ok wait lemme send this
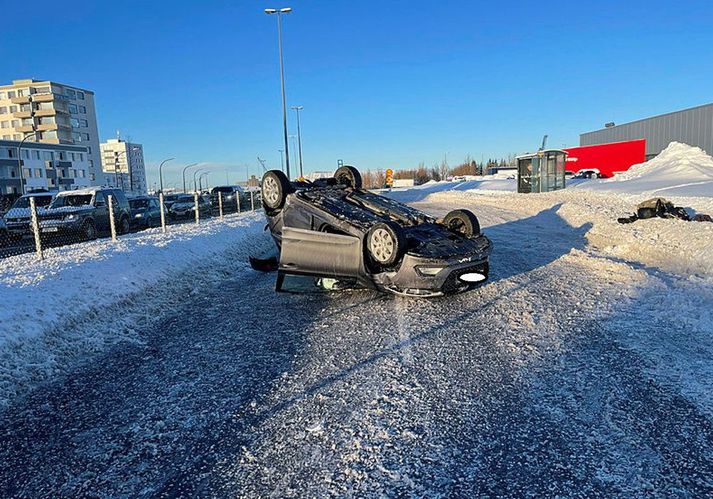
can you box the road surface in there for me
[1,195,711,497]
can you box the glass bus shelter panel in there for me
[517,158,533,193]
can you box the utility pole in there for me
[265,7,293,179]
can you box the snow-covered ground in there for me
[0,212,268,408]
[0,145,712,495]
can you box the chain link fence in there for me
[0,189,262,261]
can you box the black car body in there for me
[168,194,212,220]
[261,167,492,297]
[3,192,54,239]
[210,186,244,212]
[128,196,164,229]
[38,188,132,240]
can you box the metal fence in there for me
[0,190,261,261]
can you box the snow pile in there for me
[576,142,713,197]
[0,212,271,408]
[387,176,515,202]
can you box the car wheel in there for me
[442,209,481,237]
[82,221,97,241]
[119,216,130,235]
[262,170,292,212]
[334,165,363,189]
[366,221,405,268]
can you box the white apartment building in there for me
[0,79,102,185]
[0,139,91,194]
[100,139,147,195]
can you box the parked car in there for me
[162,193,182,210]
[39,188,131,240]
[0,217,7,246]
[3,192,55,240]
[128,196,164,230]
[168,194,212,220]
[260,166,492,297]
[210,186,244,212]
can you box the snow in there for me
[0,212,269,408]
[574,141,713,197]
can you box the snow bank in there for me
[575,142,713,197]
[0,212,271,408]
[387,177,516,202]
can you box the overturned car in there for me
[258,166,492,297]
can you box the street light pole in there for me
[193,168,206,192]
[17,131,39,195]
[278,149,284,172]
[158,157,175,193]
[182,163,198,193]
[265,7,292,179]
[199,172,209,192]
[291,105,304,178]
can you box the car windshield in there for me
[12,196,53,209]
[50,194,93,208]
[176,195,194,203]
[129,199,150,209]
[164,194,180,202]
[212,187,234,194]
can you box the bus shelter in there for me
[517,149,567,193]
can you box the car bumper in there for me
[36,219,83,235]
[372,238,492,297]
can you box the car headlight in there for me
[65,214,76,221]
[415,266,445,277]
[134,213,143,218]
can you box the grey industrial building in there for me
[580,102,713,160]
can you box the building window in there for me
[7,91,16,98]
[1,135,10,140]
[87,146,91,154]
[90,172,95,181]
[66,89,76,99]
[80,119,88,127]
[0,121,7,129]
[78,105,86,113]
[77,92,85,100]
[88,159,94,167]
[43,151,53,161]
[22,149,30,159]
[32,150,40,160]
[11,120,19,127]
[70,117,80,127]
[68,103,78,114]
[23,168,31,178]
[8,149,14,158]
[83,133,90,140]
[78,152,84,161]
[0,107,6,114]
[58,152,66,160]
[9,106,17,113]
[34,168,43,177]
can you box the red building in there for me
[563,139,646,178]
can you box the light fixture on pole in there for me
[265,7,292,179]
[158,157,175,193]
[182,163,199,193]
[193,168,206,192]
[291,105,304,178]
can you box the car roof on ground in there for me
[22,192,54,197]
[55,187,104,197]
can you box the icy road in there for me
[1,191,712,497]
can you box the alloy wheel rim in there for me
[263,177,280,206]
[370,228,394,263]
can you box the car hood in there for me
[41,206,94,219]
[4,207,50,219]
[171,202,194,210]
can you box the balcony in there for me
[36,123,58,132]
[10,95,30,104]
[34,108,56,117]
[12,110,33,119]
[32,93,55,103]
[17,124,36,133]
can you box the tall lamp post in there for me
[113,146,141,193]
[17,131,40,195]
[265,7,292,179]
[158,157,175,193]
[198,172,210,192]
[278,149,285,172]
[193,168,206,192]
[291,105,304,178]
[181,162,198,193]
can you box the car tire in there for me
[119,216,130,235]
[334,165,362,189]
[442,209,481,237]
[82,221,97,241]
[366,221,405,268]
[262,170,292,212]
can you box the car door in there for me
[93,192,109,230]
[279,227,363,279]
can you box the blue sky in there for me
[2,0,713,187]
